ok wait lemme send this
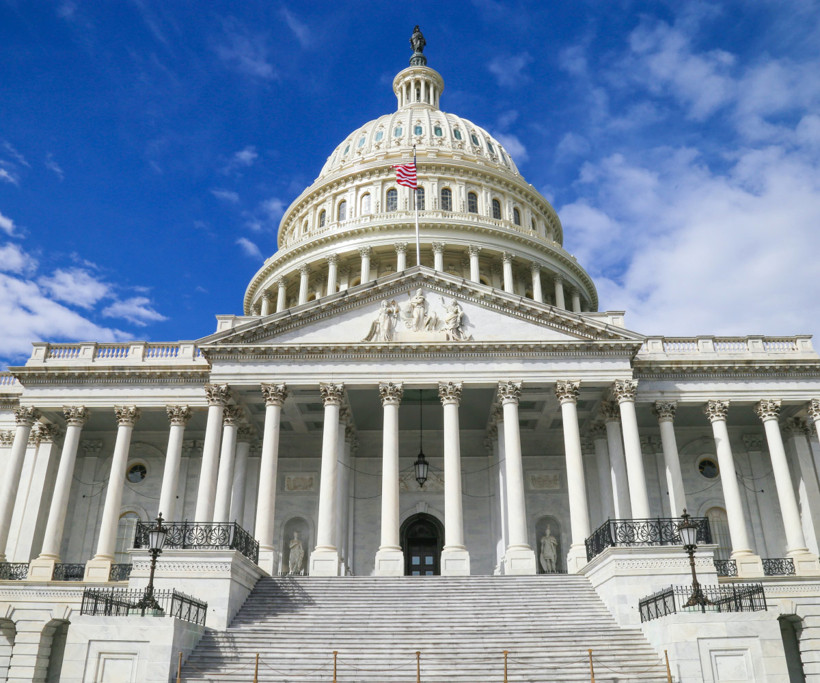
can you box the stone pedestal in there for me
[26,556,57,582]
[789,551,820,577]
[257,547,278,576]
[83,557,113,583]
[732,550,765,579]
[503,547,536,575]
[441,547,470,576]
[566,544,589,574]
[309,548,341,577]
[374,548,404,576]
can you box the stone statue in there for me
[363,299,400,342]
[410,25,426,55]
[405,289,437,331]
[539,526,559,573]
[443,299,471,341]
[288,531,305,575]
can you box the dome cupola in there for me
[393,27,444,110]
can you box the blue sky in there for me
[2,1,820,367]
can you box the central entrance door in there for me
[401,513,443,576]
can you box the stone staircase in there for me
[180,575,668,682]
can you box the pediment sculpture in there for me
[363,289,473,343]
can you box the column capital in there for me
[553,273,563,283]
[497,381,522,405]
[704,399,730,423]
[205,383,231,407]
[753,399,781,422]
[640,434,661,455]
[326,254,339,266]
[14,406,41,426]
[501,251,514,264]
[588,423,607,439]
[320,382,345,406]
[555,380,580,405]
[223,405,243,426]
[782,417,811,437]
[358,246,372,258]
[742,433,764,450]
[612,379,638,403]
[114,406,140,427]
[600,400,620,422]
[394,242,408,254]
[808,398,820,421]
[34,423,61,443]
[0,430,13,447]
[261,383,288,407]
[166,405,192,426]
[298,263,311,275]
[62,405,89,426]
[468,245,482,256]
[237,424,256,443]
[275,277,286,289]
[438,381,463,405]
[261,291,272,303]
[530,262,541,274]
[182,439,200,457]
[652,401,677,422]
[82,439,103,456]
[378,381,404,406]
[431,241,445,254]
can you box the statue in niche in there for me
[363,299,400,342]
[410,25,426,54]
[443,299,471,341]
[288,531,305,575]
[539,525,559,573]
[405,289,438,331]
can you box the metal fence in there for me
[0,562,28,580]
[53,563,85,581]
[714,559,738,577]
[134,521,259,564]
[109,563,132,582]
[80,587,207,626]
[585,517,712,561]
[763,558,795,576]
[639,583,767,623]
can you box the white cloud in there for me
[216,21,276,80]
[280,7,311,48]
[488,53,532,88]
[38,268,110,309]
[211,188,240,203]
[0,243,37,275]
[45,153,64,180]
[555,133,590,160]
[222,146,258,174]
[260,197,285,222]
[3,142,28,168]
[493,132,528,164]
[0,211,16,236]
[0,168,18,185]
[102,297,167,326]
[236,237,262,258]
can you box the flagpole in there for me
[413,145,420,266]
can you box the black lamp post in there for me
[679,509,712,611]
[135,513,168,614]
[414,391,428,487]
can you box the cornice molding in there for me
[10,368,211,386]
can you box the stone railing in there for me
[0,373,22,388]
[638,336,816,359]
[26,342,207,366]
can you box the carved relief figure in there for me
[288,531,305,575]
[363,299,400,342]
[406,289,438,331]
[539,525,559,573]
[443,300,471,341]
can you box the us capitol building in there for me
[2,28,820,683]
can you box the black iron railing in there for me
[0,562,28,580]
[763,558,795,576]
[80,587,207,626]
[714,559,738,577]
[585,517,712,561]
[109,563,133,582]
[639,583,767,622]
[134,521,259,564]
[53,563,85,581]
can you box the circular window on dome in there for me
[374,130,384,142]
[126,463,147,483]
[453,128,462,140]
[434,125,443,137]
[414,124,423,135]
[698,458,719,479]
[394,127,403,137]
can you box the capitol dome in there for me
[244,33,597,318]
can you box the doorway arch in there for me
[401,513,444,576]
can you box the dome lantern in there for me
[393,26,444,110]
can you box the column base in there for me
[27,556,57,581]
[83,557,113,582]
[257,546,278,576]
[788,551,820,576]
[566,544,589,574]
[374,548,405,576]
[309,548,340,576]
[503,546,536,575]
[731,551,764,578]
[441,547,470,576]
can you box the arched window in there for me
[415,187,425,210]
[531,217,536,231]
[386,188,398,212]
[492,198,501,219]
[468,192,478,214]
[302,219,308,234]
[361,193,371,215]
[337,200,347,222]
[513,207,521,225]
[318,210,326,228]
[440,188,452,211]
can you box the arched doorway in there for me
[401,514,443,576]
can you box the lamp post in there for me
[135,513,168,614]
[414,391,428,487]
[678,509,712,611]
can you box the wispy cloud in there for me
[0,243,37,275]
[0,167,19,186]
[38,267,110,309]
[222,145,258,174]
[0,211,17,236]
[45,153,65,180]
[215,19,276,80]
[102,296,167,326]
[280,7,312,48]
[211,188,241,203]
[493,133,528,164]
[488,53,532,88]
[236,236,262,258]
[3,142,29,168]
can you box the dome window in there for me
[492,198,501,219]
[361,193,371,215]
[440,188,452,211]
[513,207,521,226]
[394,127,403,137]
[357,136,366,148]
[468,192,478,214]
[434,125,443,137]
[487,141,495,154]
[470,133,480,146]
[319,210,326,228]
[415,187,425,210]
[414,125,423,136]
[531,217,536,231]
[453,128,462,140]
[375,130,384,142]
[343,144,350,155]
[386,188,398,212]
[337,200,347,222]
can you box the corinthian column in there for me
[589,423,614,523]
[326,254,339,295]
[530,264,543,303]
[395,242,408,272]
[213,406,243,524]
[432,242,445,271]
[498,381,536,574]
[0,407,40,562]
[613,380,650,518]
[276,278,287,312]
[601,400,631,519]
[158,405,192,522]
[310,382,344,576]
[783,417,820,557]
[652,401,687,517]
[501,252,514,293]
[468,245,481,282]
[298,265,310,305]
[704,400,763,578]
[375,382,404,575]
[194,384,230,522]
[439,381,470,575]
[85,406,140,581]
[256,383,287,574]
[556,381,589,572]
[359,247,372,284]
[553,275,565,309]
[28,407,87,578]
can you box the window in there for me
[453,128,462,140]
[468,192,478,214]
[386,188,397,212]
[440,188,452,211]
[434,125,443,137]
[361,193,371,215]
[531,217,536,231]
[415,187,425,210]
[302,219,308,234]
[394,127,403,137]
[318,210,326,228]
[699,458,719,479]
[492,198,501,219]
[337,200,347,221]
[487,141,495,154]
[127,463,146,483]
[343,144,350,155]
[471,133,480,146]
[513,207,521,225]
[414,125,423,135]
[357,136,366,148]
[375,130,384,142]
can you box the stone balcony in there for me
[23,341,208,368]
[637,335,817,360]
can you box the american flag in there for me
[393,161,417,189]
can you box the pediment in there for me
[199,268,644,350]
